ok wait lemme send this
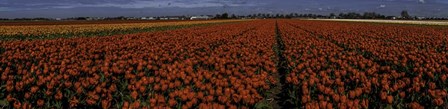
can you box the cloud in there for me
[0,7,14,11]
[0,0,261,11]
[419,0,425,3]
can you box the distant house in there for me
[168,16,181,20]
[386,16,396,20]
[160,16,186,20]
[416,17,425,20]
[141,17,156,20]
[190,15,212,20]
[160,17,169,20]
[126,17,137,20]
[92,17,105,20]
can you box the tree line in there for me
[216,11,446,20]
[1,10,447,21]
[213,10,447,20]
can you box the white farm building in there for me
[190,15,212,20]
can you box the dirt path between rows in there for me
[257,21,294,109]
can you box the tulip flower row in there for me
[2,19,444,109]
[279,20,448,108]
[0,20,278,108]
[0,20,245,40]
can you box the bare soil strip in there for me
[259,21,294,109]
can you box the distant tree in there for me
[311,14,317,18]
[363,12,376,19]
[231,14,237,19]
[221,13,229,19]
[345,12,362,19]
[14,18,27,20]
[280,14,285,18]
[215,14,221,19]
[75,17,88,20]
[401,10,411,19]
[338,13,344,18]
[362,12,387,19]
[380,15,386,19]
[115,16,125,20]
[329,13,336,18]
[289,13,294,18]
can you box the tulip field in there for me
[0,19,447,108]
[280,20,448,108]
[0,20,243,40]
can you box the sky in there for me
[0,0,447,18]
